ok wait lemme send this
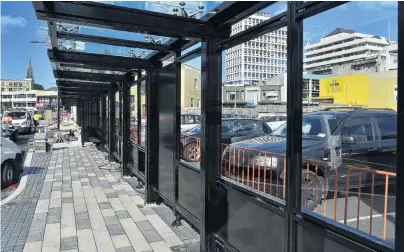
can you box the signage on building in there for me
[328,79,343,93]
[36,103,44,108]
[311,98,334,104]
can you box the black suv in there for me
[224,108,397,209]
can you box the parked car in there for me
[181,113,200,133]
[4,109,34,134]
[260,115,287,131]
[1,137,24,188]
[224,109,397,210]
[181,118,272,162]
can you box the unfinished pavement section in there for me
[1,145,199,252]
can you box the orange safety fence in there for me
[177,139,396,240]
[219,144,396,240]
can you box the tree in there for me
[32,83,44,90]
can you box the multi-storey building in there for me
[304,28,394,76]
[225,12,287,86]
[0,58,34,92]
[222,73,325,107]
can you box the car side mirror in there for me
[341,136,356,144]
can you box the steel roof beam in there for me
[59,63,134,72]
[205,2,275,26]
[57,32,172,52]
[49,50,154,70]
[56,80,112,89]
[295,1,348,20]
[33,1,230,40]
[54,70,128,83]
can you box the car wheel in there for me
[301,170,324,211]
[183,141,200,163]
[1,161,14,189]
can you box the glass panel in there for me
[229,2,287,37]
[220,27,288,205]
[301,1,397,245]
[97,1,222,20]
[140,81,147,146]
[180,56,201,167]
[130,85,138,143]
[57,39,156,58]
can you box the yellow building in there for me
[318,70,397,110]
[181,64,201,108]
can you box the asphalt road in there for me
[15,131,35,153]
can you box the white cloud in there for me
[1,15,27,28]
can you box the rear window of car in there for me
[375,116,397,140]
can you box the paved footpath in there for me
[1,145,199,252]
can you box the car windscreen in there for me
[271,117,326,139]
[7,112,26,119]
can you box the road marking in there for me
[339,212,396,223]
[0,151,32,206]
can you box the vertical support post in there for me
[101,94,106,146]
[122,81,130,176]
[200,38,222,251]
[137,72,142,146]
[81,100,85,147]
[57,88,60,130]
[285,2,303,252]
[109,88,115,160]
[395,2,404,251]
[173,51,181,220]
[146,70,159,203]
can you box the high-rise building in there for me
[225,12,288,86]
[304,28,394,75]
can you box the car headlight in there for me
[253,156,278,168]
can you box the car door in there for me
[373,115,397,173]
[340,116,378,185]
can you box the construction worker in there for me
[33,111,42,127]
[2,112,12,126]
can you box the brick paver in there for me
[2,145,199,252]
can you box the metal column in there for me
[122,81,130,176]
[101,94,106,146]
[57,88,60,130]
[200,38,222,251]
[137,72,142,148]
[285,2,303,252]
[81,100,85,146]
[109,89,116,160]
[395,2,404,251]
[145,70,159,203]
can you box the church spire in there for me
[26,57,33,79]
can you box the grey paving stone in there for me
[106,224,125,236]
[126,191,142,197]
[139,207,156,216]
[25,230,45,243]
[135,220,154,231]
[81,181,90,186]
[75,217,91,230]
[116,247,136,252]
[62,197,74,204]
[60,236,78,251]
[99,202,112,210]
[104,216,120,225]
[141,229,163,243]
[115,190,126,195]
[106,192,118,199]
[115,210,131,219]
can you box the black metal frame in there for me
[34,1,403,251]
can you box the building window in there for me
[191,98,194,107]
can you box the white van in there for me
[5,109,34,134]
[1,137,23,188]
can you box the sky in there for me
[0,1,399,89]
